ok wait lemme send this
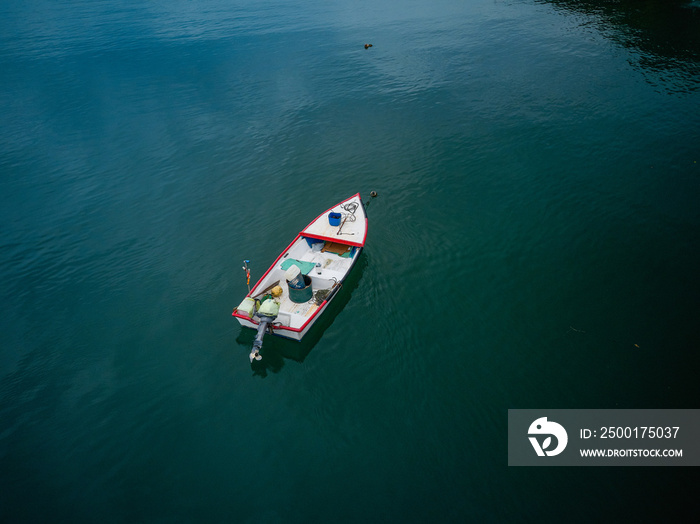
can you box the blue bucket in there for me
[328,212,341,226]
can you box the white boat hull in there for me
[233,194,367,343]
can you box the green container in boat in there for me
[288,275,313,303]
[236,297,256,318]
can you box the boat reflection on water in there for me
[235,253,368,377]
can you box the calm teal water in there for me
[2,0,699,522]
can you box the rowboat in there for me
[233,193,372,361]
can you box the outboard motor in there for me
[250,298,280,362]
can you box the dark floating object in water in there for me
[364,43,373,49]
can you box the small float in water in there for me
[233,193,375,362]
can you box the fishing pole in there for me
[242,259,251,293]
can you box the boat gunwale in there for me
[232,193,366,338]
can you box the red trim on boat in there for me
[301,193,367,248]
[302,233,365,248]
[232,298,330,334]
